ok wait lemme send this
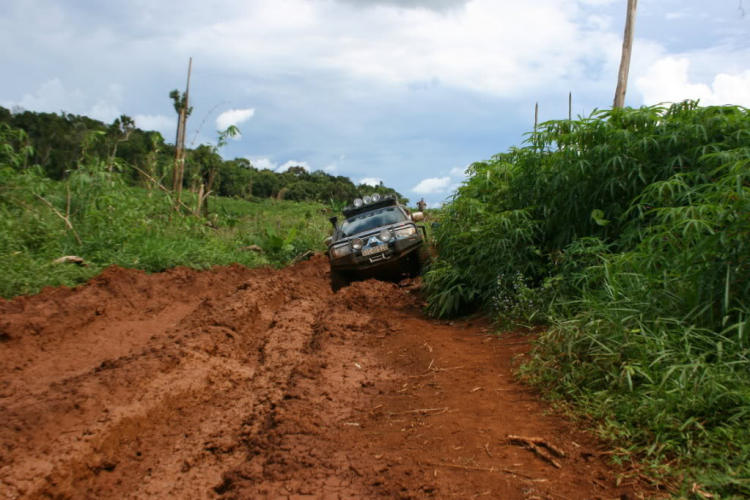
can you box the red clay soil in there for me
[0,256,652,500]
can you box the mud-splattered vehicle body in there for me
[327,194,425,291]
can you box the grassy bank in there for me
[0,125,330,299]
[423,102,750,498]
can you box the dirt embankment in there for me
[0,256,650,499]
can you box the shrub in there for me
[424,102,750,497]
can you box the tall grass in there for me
[424,102,750,497]
[0,123,330,298]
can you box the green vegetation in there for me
[424,102,750,497]
[0,105,406,204]
[0,122,334,298]
[0,100,411,299]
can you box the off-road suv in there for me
[326,194,426,291]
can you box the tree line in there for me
[0,106,406,206]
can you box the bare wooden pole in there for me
[613,0,638,108]
[172,108,184,192]
[174,57,192,209]
[568,92,572,120]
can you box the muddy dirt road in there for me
[1,256,648,499]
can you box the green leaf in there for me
[591,209,610,226]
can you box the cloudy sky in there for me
[1,0,748,206]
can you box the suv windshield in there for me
[341,207,406,237]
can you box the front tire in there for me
[406,253,422,278]
[330,269,350,292]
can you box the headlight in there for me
[372,193,381,202]
[394,226,416,237]
[353,198,363,207]
[331,244,351,258]
[363,195,372,204]
[351,238,364,250]
[378,229,393,242]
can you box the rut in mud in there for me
[0,256,651,499]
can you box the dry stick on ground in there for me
[507,435,566,457]
[508,435,564,469]
[389,407,448,415]
[406,366,465,379]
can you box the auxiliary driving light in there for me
[394,226,416,237]
[378,229,393,242]
[331,244,351,258]
[353,198,363,207]
[363,195,372,204]
[372,193,381,202]
[352,238,364,250]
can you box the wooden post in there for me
[533,101,539,152]
[172,108,184,192]
[174,58,192,208]
[613,0,638,108]
[568,92,572,120]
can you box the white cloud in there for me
[576,0,618,5]
[0,78,82,113]
[636,57,750,107]
[359,177,383,186]
[664,9,707,21]
[323,163,338,172]
[251,157,277,170]
[665,11,688,20]
[450,165,469,177]
[177,0,625,99]
[1,79,129,125]
[216,108,255,130]
[134,114,174,138]
[586,14,611,30]
[412,176,450,194]
[0,78,113,119]
[88,101,121,123]
[429,201,443,209]
[276,160,311,172]
[336,0,469,12]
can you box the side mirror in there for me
[324,236,332,246]
[411,211,425,222]
[329,216,338,229]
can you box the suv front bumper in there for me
[329,234,422,272]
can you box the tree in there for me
[107,115,135,170]
[194,125,239,216]
[252,169,281,198]
[218,158,255,198]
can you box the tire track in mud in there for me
[0,256,652,500]
[1,260,333,499]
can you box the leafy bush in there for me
[0,124,331,298]
[424,102,750,497]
